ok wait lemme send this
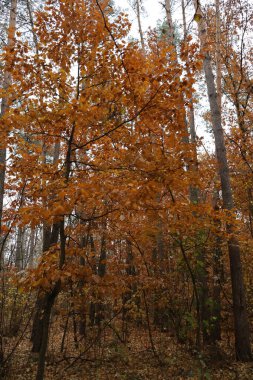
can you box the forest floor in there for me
[3,325,253,380]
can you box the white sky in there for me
[115,0,164,36]
[115,1,195,41]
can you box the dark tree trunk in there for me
[31,294,48,352]
[35,220,65,380]
[35,287,59,380]
[78,232,89,337]
[31,223,60,352]
[95,233,106,325]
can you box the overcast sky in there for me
[115,0,165,36]
[114,0,192,39]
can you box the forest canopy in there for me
[0,0,253,379]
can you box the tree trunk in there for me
[32,139,62,350]
[135,0,145,51]
[35,287,59,380]
[0,0,18,366]
[194,0,252,361]
[95,231,107,325]
[0,0,17,228]
[78,231,89,337]
[15,227,23,270]
[215,0,222,112]
[165,0,176,48]
[28,228,36,268]
[35,220,65,380]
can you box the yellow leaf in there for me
[194,13,202,22]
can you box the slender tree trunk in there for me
[0,0,17,228]
[165,0,175,48]
[208,0,223,343]
[0,0,17,253]
[26,0,38,52]
[135,0,145,51]
[78,230,89,337]
[215,0,222,113]
[28,228,36,268]
[95,230,107,325]
[122,240,137,340]
[194,0,252,361]
[15,227,23,270]
[0,0,18,366]
[89,235,97,326]
[212,195,223,341]
[181,0,199,201]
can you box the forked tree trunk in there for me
[194,0,252,361]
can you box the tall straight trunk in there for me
[181,0,196,143]
[215,0,222,112]
[0,0,18,366]
[194,0,252,361]
[165,0,175,48]
[0,0,17,254]
[135,0,145,51]
[207,0,223,344]
[212,193,222,341]
[181,0,198,200]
